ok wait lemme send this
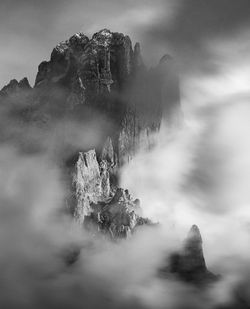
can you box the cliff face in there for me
[0,29,180,165]
[0,29,219,288]
[33,28,166,165]
[71,148,152,236]
[0,29,181,233]
[35,29,135,94]
[73,150,111,224]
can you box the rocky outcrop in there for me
[72,147,152,236]
[0,29,181,165]
[0,29,182,231]
[72,149,112,224]
[84,188,153,239]
[0,78,31,98]
[33,29,180,164]
[34,29,135,100]
[160,225,219,285]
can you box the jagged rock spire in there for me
[160,225,219,285]
[134,42,144,68]
[181,225,207,274]
[72,149,111,224]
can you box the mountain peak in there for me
[186,224,203,243]
[0,77,31,97]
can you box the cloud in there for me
[145,0,250,75]
[120,91,250,308]
[0,144,198,309]
[1,1,250,307]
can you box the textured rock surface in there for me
[0,29,181,165]
[84,188,153,239]
[33,29,168,165]
[72,148,152,237]
[0,29,181,233]
[160,225,219,285]
[0,78,31,98]
[73,149,111,224]
[34,29,135,105]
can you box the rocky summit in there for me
[0,28,181,165]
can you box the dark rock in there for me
[133,42,144,69]
[160,225,219,285]
[0,77,31,98]
[179,225,207,274]
[62,244,81,266]
[158,54,182,124]
[0,29,181,166]
[32,29,181,164]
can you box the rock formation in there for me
[0,29,220,291]
[71,147,152,236]
[160,225,219,285]
[0,29,181,165]
[84,188,153,239]
[72,149,111,224]
[0,78,31,98]
[0,29,181,235]
[33,28,167,165]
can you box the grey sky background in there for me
[0,0,250,88]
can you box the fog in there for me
[0,145,197,309]
[1,0,250,308]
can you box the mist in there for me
[1,1,250,308]
[0,144,198,309]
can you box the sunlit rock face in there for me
[72,148,152,236]
[72,149,111,224]
[160,225,219,285]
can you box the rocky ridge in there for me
[0,78,31,98]
[0,29,181,165]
